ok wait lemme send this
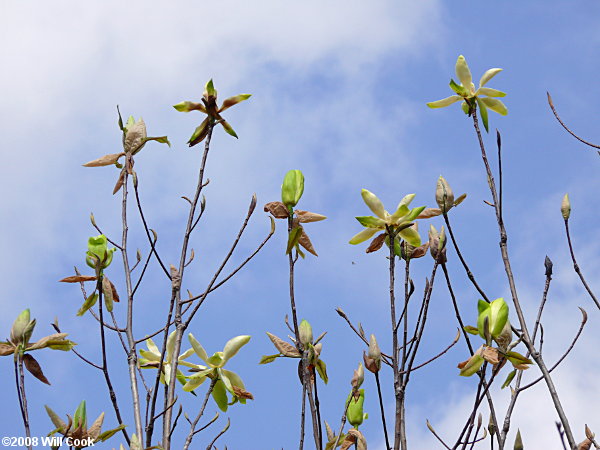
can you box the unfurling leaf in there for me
[502,370,517,389]
[77,292,99,316]
[266,332,300,357]
[286,227,303,254]
[514,429,523,450]
[298,228,318,256]
[264,201,289,219]
[366,233,386,253]
[83,153,126,167]
[315,358,328,384]
[59,275,97,283]
[295,210,327,223]
[259,354,280,364]
[416,208,442,219]
[23,354,50,385]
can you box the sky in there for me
[1,1,600,449]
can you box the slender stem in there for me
[299,380,307,450]
[332,396,352,449]
[471,111,576,448]
[98,282,130,443]
[162,123,215,449]
[120,164,144,442]
[564,219,600,309]
[388,229,402,450]
[182,379,216,450]
[375,372,391,450]
[15,356,32,450]
[443,214,490,303]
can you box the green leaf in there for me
[77,292,98,316]
[205,79,216,97]
[404,205,426,222]
[427,95,462,109]
[173,101,207,113]
[259,354,280,364]
[361,189,386,219]
[219,94,252,112]
[219,119,238,138]
[349,228,378,245]
[455,55,473,92]
[188,333,209,364]
[212,379,228,412]
[459,353,484,377]
[222,335,251,362]
[477,87,506,98]
[477,97,489,133]
[398,227,421,247]
[286,227,303,254]
[182,369,212,392]
[97,424,127,442]
[355,216,385,228]
[481,97,508,116]
[73,400,87,429]
[142,136,171,148]
[207,352,224,367]
[479,68,502,87]
[463,326,479,335]
[315,359,328,384]
[449,79,469,96]
[501,370,517,389]
[188,118,209,147]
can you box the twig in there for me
[98,283,130,444]
[206,418,230,450]
[374,372,391,450]
[183,379,216,450]
[14,356,32,449]
[520,307,588,391]
[399,329,460,375]
[332,396,353,449]
[547,92,600,150]
[471,110,576,448]
[564,219,600,309]
[426,420,452,450]
[442,214,490,303]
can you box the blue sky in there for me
[1,1,599,448]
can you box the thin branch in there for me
[206,417,230,450]
[398,329,460,375]
[133,181,172,280]
[14,356,32,449]
[183,379,216,450]
[471,110,576,448]
[375,372,391,450]
[426,420,452,450]
[564,219,600,309]
[520,307,588,391]
[443,214,490,303]
[98,283,130,444]
[547,92,600,150]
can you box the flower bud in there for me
[351,363,364,389]
[477,298,509,341]
[363,334,381,373]
[10,309,32,345]
[299,319,313,346]
[281,170,305,208]
[561,193,571,220]
[86,235,116,270]
[346,389,366,428]
[124,118,147,154]
[436,176,454,213]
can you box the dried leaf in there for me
[102,277,114,312]
[264,201,289,219]
[59,275,97,283]
[454,193,467,206]
[410,242,430,259]
[325,421,335,442]
[416,208,442,219]
[112,169,126,195]
[45,405,67,431]
[298,228,318,256]
[266,332,300,357]
[23,354,50,385]
[482,346,500,365]
[87,412,105,440]
[585,424,595,440]
[578,439,593,450]
[83,153,126,167]
[295,210,327,223]
[0,342,15,356]
[366,233,386,253]
[232,386,254,400]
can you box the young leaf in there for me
[23,354,50,385]
[77,292,99,316]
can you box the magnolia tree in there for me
[4,56,599,450]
